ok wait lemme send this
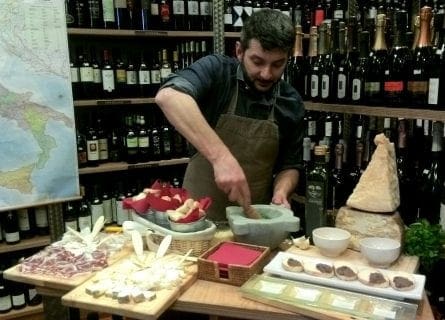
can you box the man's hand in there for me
[271,192,291,208]
[212,152,251,209]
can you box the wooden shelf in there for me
[0,236,51,254]
[305,101,445,121]
[78,157,190,175]
[67,28,214,38]
[1,304,43,320]
[74,97,156,107]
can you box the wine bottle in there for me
[101,49,116,98]
[347,141,364,194]
[305,145,328,237]
[115,0,130,29]
[70,53,81,99]
[91,48,103,98]
[138,115,151,162]
[86,0,103,28]
[25,284,42,307]
[313,0,325,27]
[419,121,444,224]
[140,0,150,30]
[127,0,140,29]
[396,119,416,226]
[0,267,12,314]
[10,281,25,310]
[114,52,128,98]
[79,50,95,99]
[96,118,109,163]
[407,6,433,107]
[102,0,116,28]
[34,206,49,235]
[224,0,233,32]
[336,19,354,103]
[150,52,162,96]
[383,10,411,107]
[86,126,100,167]
[17,209,34,239]
[311,24,325,102]
[3,211,20,245]
[78,186,92,231]
[138,52,151,97]
[64,202,79,232]
[101,188,113,225]
[350,31,370,104]
[364,13,387,105]
[74,0,88,27]
[287,25,307,99]
[125,54,138,97]
[90,184,104,227]
[160,49,172,83]
[173,0,186,30]
[231,0,243,32]
[115,184,129,226]
[329,143,347,224]
[150,0,161,29]
[150,115,162,160]
[320,20,336,102]
[428,13,445,108]
[200,0,212,30]
[298,136,312,195]
[440,181,445,230]
[76,130,88,168]
[307,26,318,101]
[125,116,139,164]
[161,119,173,159]
[187,0,200,30]
[159,0,172,29]
[109,128,123,162]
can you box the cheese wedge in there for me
[346,133,400,213]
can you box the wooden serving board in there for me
[286,245,419,273]
[3,244,132,292]
[61,253,198,320]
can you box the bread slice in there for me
[333,261,358,281]
[358,268,389,288]
[304,260,334,278]
[282,256,304,273]
[389,272,416,291]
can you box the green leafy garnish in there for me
[404,219,445,272]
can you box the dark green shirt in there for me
[161,54,305,173]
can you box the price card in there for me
[330,294,358,311]
[293,287,321,302]
[258,281,287,295]
[373,306,397,319]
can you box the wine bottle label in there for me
[337,74,346,99]
[160,3,171,23]
[115,0,126,8]
[173,0,185,14]
[93,68,102,84]
[281,10,290,17]
[232,6,243,27]
[356,125,363,139]
[244,6,253,17]
[35,209,48,227]
[151,3,159,15]
[70,67,80,83]
[138,136,149,148]
[78,215,92,231]
[293,9,302,25]
[17,210,30,231]
[90,204,104,226]
[12,293,25,307]
[188,0,199,15]
[80,67,94,82]
[116,200,129,225]
[64,220,78,232]
[314,9,324,26]
[224,13,232,25]
[333,10,343,19]
[440,203,445,231]
[321,75,330,98]
[161,67,172,80]
[384,81,403,93]
[305,181,327,233]
[151,70,161,84]
[98,138,109,160]
[102,199,113,224]
[0,294,12,311]
[310,74,318,98]
[5,231,20,243]
[428,78,440,105]
[111,198,117,222]
[325,122,332,137]
[139,70,151,84]
[200,1,211,15]
[308,121,316,136]
[126,70,138,85]
[407,80,428,94]
[87,140,100,160]
[28,288,37,301]
[364,81,380,95]
[102,69,115,92]
[102,0,115,22]
[115,69,126,83]
[352,78,361,101]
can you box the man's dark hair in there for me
[240,8,295,54]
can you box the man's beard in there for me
[240,62,277,94]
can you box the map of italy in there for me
[0,0,79,209]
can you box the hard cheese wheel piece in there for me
[346,133,400,212]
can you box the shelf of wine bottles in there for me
[0,237,51,255]
[1,304,43,320]
[68,28,214,37]
[74,97,156,107]
[305,101,445,122]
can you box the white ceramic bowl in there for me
[168,217,207,233]
[359,237,401,268]
[312,227,351,257]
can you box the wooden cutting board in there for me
[3,244,132,292]
[61,253,197,320]
[286,245,419,273]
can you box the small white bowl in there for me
[312,227,351,257]
[360,237,401,268]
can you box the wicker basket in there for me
[131,211,216,257]
[197,241,270,286]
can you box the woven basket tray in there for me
[197,241,270,286]
[131,211,217,257]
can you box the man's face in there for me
[236,39,288,92]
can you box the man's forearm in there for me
[273,168,299,199]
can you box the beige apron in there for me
[183,78,280,221]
